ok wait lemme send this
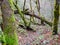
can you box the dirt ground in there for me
[17,25,60,45]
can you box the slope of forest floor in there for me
[17,25,60,45]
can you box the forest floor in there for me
[17,25,60,45]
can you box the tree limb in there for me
[23,11,52,26]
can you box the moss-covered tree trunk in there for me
[1,0,18,45]
[53,0,59,35]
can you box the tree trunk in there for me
[53,0,59,35]
[36,0,44,25]
[1,0,18,45]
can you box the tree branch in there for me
[23,11,52,26]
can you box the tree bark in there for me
[53,0,59,35]
[1,0,18,45]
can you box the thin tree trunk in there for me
[1,0,18,45]
[23,0,26,11]
[53,0,59,35]
[36,0,44,25]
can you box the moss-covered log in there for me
[1,0,18,45]
[53,0,59,35]
[23,11,52,26]
[14,10,52,26]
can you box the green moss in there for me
[9,14,15,23]
[4,24,18,45]
[1,0,18,45]
[14,2,28,27]
[1,34,6,45]
[53,0,59,35]
[3,14,18,45]
[4,31,18,45]
[8,0,16,10]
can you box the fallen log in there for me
[13,2,52,27]
[23,11,52,26]
[14,10,52,26]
